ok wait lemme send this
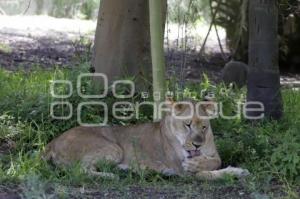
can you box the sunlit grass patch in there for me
[0,43,12,54]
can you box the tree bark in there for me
[36,0,44,15]
[247,0,283,120]
[93,0,167,91]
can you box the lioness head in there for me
[165,98,216,158]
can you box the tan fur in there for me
[43,100,248,179]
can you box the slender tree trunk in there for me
[0,7,6,15]
[149,0,166,103]
[247,0,283,120]
[93,0,167,91]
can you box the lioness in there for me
[43,99,249,179]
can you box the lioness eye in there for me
[202,126,207,131]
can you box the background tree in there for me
[93,0,167,90]
[36,0,45,15]
[247,0,283,120]
[215,0,300,72]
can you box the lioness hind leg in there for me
[82,145,123,179]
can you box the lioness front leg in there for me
[182,156,249,180]
[182,155,221,174]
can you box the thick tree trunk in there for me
[93,0,167,90]
[93,0,151,89]
[247,0,283,120]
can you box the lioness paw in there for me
[182,159,200,173]
[225,166,250,177]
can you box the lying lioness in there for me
[43,99,249,179]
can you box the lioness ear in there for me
[164,97,175,112]
[201,96,217,117]
[164,98,185,114]
[165,97,175,105]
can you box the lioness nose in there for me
[192,143,201,149]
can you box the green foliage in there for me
[80,0,100,20]
[50,0,100,19]
[167,0,210,24]
[0,67,299,197]
[271,130,300,180]
[0,0,100,19]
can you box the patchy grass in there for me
[0,43,12,54]
[0,67,299,198]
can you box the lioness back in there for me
[43,121,185,175]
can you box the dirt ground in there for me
[0,182,261,199]
[1,180,293,199]
[0,29,93,71]
[0,16,230,85]
[61,184,252,199]
[0,27,224,86]
[1,16,299,86]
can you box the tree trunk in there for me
[149,0,167,103]
[36,0,44,15]
[93,0,167,90]
[0,7,6,15]
[247,0,283,120]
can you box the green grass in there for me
[0,43,12,54]
[0,67,299,198]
